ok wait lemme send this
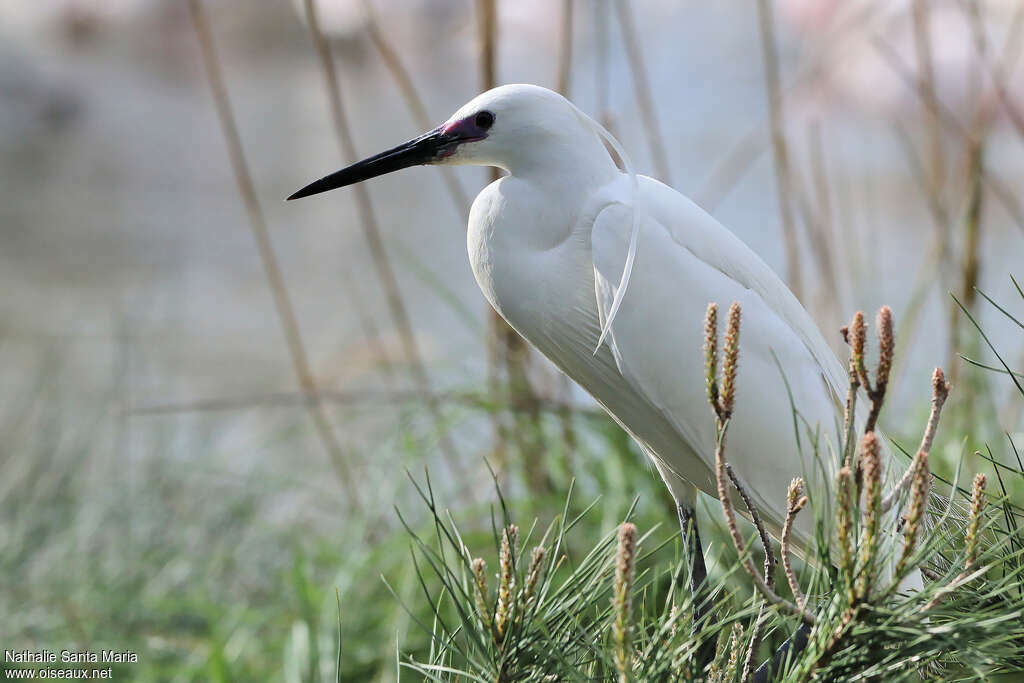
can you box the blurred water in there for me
[1,0,1022,496]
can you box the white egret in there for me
[289,83,904,600]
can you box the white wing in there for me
[590,175,846,544]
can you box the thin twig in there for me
[705,303,814,625]
[715,425,813,624]
[187,0,358,504]
[872,37,1024,234]
[965,0,1024,139]
[301,0,462,474]
[729,461,778,683]
[948,109,988,390]
[910,0,947,215]
[127,389,605,419]
[840,356,860,469]
[361,0,471,223]
[882,368,949,513]
[756,0,803,300]
[782,478,808,613]
[726,464,776,584]
[613,0,671,183]
[556,0,574,97]
[803,123,845,318]
[475,0,544,484]
[855,433,882,602]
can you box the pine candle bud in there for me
[704,302,719,409]
[965,474,987,570]
[850,311,867,385]
[836,466,855,601]
[875,306,894,390]
[522,546,546,606]
[896,451,930,578]
[613,523,638,678]
[495,525,518,640]
[856,433,882,601]
[720,303,742,418]
[471,557,491,631]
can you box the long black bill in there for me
[287,127,458,201]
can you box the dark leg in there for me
[676,504,708,605]
[677,504,716,671]
[752,622,812,682]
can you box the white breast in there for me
[467,175,711,496]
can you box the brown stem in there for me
[187,0,358,503]
[556,0,574,97]
[613,0,671,184]
[882,368,949,513]
[782,481,808,613]
[756,0,802,300]
[301,0,463,477]
[362,0,471,223]
[715,424,814,625]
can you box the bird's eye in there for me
[475,110,495,130]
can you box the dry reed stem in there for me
[131,388,606,420]
[476,0,541,476]
[965,0,1024,139]
[693,4,885,211]
[361,0,471,222]
[301,0,463,475]
[802,123,844,315]
[912,0,958,347]
[613,522,637,681]
[556,0,574,97]
[613,0,671,184]
[756,0,803,300]
[478,0,506,471]
[872,37,1024,234]
[782,478,808,613]
[910,0,948,212]
[338,268,395,377]
[187,0,358,503]
[949,113,988,389]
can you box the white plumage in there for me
[290,83,914,578]
[462,84,847,549]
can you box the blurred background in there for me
[2,0,1023,680]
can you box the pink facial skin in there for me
[438,116,489,157]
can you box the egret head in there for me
[288,84,609,200]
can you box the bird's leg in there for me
[752,622,812,682]
[676,502,718,673]
[676,503,708,606]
